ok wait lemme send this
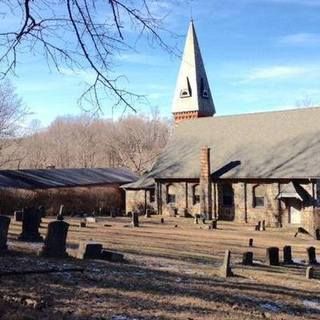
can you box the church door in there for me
[289,199,302,224]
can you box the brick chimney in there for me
[200,146,212,220]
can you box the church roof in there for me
[125,107,320,188]
[172,21,215,116]
[0,167,138,189]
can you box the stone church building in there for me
[124,21,320,238]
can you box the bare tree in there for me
[0,0,177,113]
[0,80,28,167]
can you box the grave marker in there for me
[220,250,233,278]
[132,211,139,227]
[18,207,43,242]
[41,220,69,258]
[306,246,317,264]
[0,216,10,252]
[266,247,279,266]
[242,252,253,265]
[283,246,293,264]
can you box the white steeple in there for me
[172,21,215,122]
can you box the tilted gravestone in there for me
[266,247,279,266]
[0,216,10,252]
[283,245,293,264]
[306,246,317,264]
[78,242,103,259]
[57,204,64,221]
[132,211,139,227]
[40,220,69,258]
[220,250,233,278]
[242,251,253,266]
[18,207,43,242]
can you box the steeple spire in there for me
[172,21,215,123]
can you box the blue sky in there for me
[3,0,320,126]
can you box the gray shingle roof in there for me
[0,168,138,189]
[126,107,320,189]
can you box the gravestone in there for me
[211,220,217,229]
[79,220,86,228]
[14,210,24,222]
[18,207,43,242]
[160,218,164,224]
[194,214,200,224]
[306,246,317,264]
[261,220,266,231]
[249,238,253,247]
[220,250,233,278]
[86,217,96,223]
[255,221,261,231]
[266,247,279,266]
[242,251,253,265]
[132,211,139,227]
[306,266,314,279]
[78,242,103,259]
[40,220,69,258]
[283,245,293,264]
[315,229,320,240]
[0,216,10,252]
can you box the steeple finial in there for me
[172,21,216,123]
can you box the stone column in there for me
[200,146,212,220]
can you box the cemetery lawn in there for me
[1,216,320,320]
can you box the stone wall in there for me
[125,189,156,214]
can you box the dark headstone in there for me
[220,250,233,278]
[315,229,320,240]
[306,246,317,264]
[211,220,217,229]
[132,211,139,227]
[14,210,24,222]
[101,250,124,262]
[242,251,253,265]
[80,220,86,228]
[266,247,279,266]
[249,238,253,247]
[18,208,43,242]
[261,220,266,231]
[194,216,199,224]
[306,266,314,279]
[40,220,69,258]
[283,245,293,264]
[78,242,103,259]
[0,216,10,252]
[255,221,261,231]
[160,218,164,224]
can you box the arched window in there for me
[192,184,200,205]
[253,185,265,208]
[222,183,234,207]
[166,184,176,204]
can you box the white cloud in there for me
[244,66,307,81]
[280,33,320,46]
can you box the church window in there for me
[253,185,265,208]
[166,184,176,204]
[180,77,192,98]
[222,183,234,207]
[192,184,200,205]
[200,78,209,99]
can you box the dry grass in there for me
[1,215,320,320]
